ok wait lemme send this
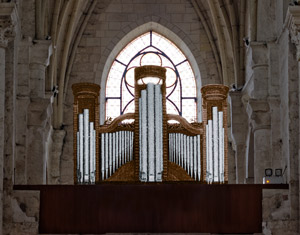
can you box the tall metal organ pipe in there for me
[139,83,163,182]
[76,109,96,184]
[206,106,224,183]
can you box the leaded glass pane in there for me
[182,99,197,122]
[177,61,196,97]
[106,99,120,120]
[105,31,197,122]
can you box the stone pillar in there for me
[29,40,51,98]
[286,6,300,227]
[26,40,52,185]
[0,3,17,235]
[27,98,52,184]
[15,38,31,185]
[228,91,248,184]
[246,99,271,184]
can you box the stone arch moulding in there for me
[97,21,204,124]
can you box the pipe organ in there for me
[169,133,201,181]
[139,83,163,182]
[77,109,96,183]
[73,66,229,184]
[205,107,224,183]
[100,131,133,180]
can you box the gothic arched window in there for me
[106,31,197,122]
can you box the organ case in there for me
[72,66,229,184]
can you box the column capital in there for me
[0,3,18,48]
[30,40,52,66]
[246,99,271,131]
[249,42,269,67]
[286,6,300,59]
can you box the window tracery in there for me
[106,31,197,122]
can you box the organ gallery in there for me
[0,0,298,234]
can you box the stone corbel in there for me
[249,41,268,67]
[286,6,300,60]
[229,91,248,145]
[30,40,52,66]
[0,3,18,48]
[27,98,52,128]
[246,99,271,132]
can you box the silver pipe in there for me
[197,134,201,181]
[79,114,84,183]
[140,90,147,181]
[83,109,89,183]
[109,133,112,176]
[213,107,219,182]
[101,133,104,180]
[176,133,179,165]
[105,133,109,179]
[122,131,125,165]
[159,92,163,175]
[208,120,213,183]
[77,131,80,182]
[188,136,190,174]
[183,135,187,171]
[112,132,116,173]
[92,129,96,182]
[219,111,224,182]
[89,122,94,183]
[147,83,155,182]
[173,134,175,163]
[190,136,193,177]
[130,131,133,161]
[193,136,197,180]
[125,131,130,162]
[180,134,183,168]
[155,84,162,181]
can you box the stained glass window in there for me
[106,31,197,122]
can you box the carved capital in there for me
[249,42,268,67]
[0,3,17,48]
[246,99,271,131]
[30,40,52,66]
[286,6,300,59]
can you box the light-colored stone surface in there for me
[263,189,298,235]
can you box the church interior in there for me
[0,0,300,234]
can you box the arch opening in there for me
[100,22,202,124]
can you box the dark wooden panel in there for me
[13,184,288,234]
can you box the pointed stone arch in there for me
[97,20,204,124]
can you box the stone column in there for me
[14,38,31,185]
[29,40,51,98]
[26,40,52,184]
[228,91,248,184]
[0,3,17,235]
[246,99,271,184]
[286,5,300,227]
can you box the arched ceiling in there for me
[40,0,248,128]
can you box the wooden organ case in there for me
[72,65,229,184]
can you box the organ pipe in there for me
[76,109,96,184]
[205,106,225,183]
[139,83,163,182]
[168,133,201,181]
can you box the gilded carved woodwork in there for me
[201,84,229,183]
[72,69,229,183]
[72,83,100,184]
[134,65,168,180]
